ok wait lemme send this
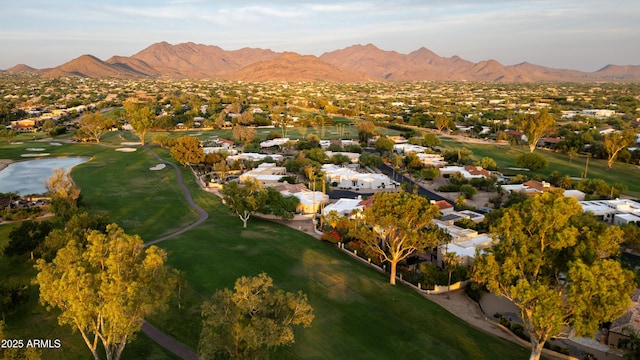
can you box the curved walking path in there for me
[143,147,208,246]
[140,147,205,359]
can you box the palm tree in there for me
[444,251,459,299]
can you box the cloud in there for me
[0,0,638,70]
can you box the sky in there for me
[1,0,639,72]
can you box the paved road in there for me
[376,162,455,206]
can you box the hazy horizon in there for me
[1,1,639,72]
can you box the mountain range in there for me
[3,41,640,82]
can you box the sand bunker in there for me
[120,142,142,146]
[26,147,46,151]
[21,153,50,157]
[49,142,63,146]
[115,147,137,152]
[149,164,167,171]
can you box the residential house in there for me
[226,153,284,164]
[440,165,490,180]
[239,163,287,185]
[579,199,640,225]
[322,164,397,190]
[433,220,494,268]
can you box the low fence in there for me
[335,241,579,360]
[335,242,469,295]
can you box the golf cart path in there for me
[141,147,204,359]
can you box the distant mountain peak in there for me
[9,41,640,82]
[5,64,37,73]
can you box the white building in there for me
[260,138,294,148]
[290,191,329,214]
[239,163,287,185]
[581,109,616,118]
[226,153,284,164]
[440,166,488,179]
[323,198,365,217]
[579,199,640,225]
[321,164,397,190]
[433,220,494,267]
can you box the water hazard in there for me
[0,157,89,195]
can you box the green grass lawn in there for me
[0,133,530,359]
[146,123,402,144]
[125,151,528,359]
[440,138,640,198]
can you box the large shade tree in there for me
[123,99,155,146]
[474,191,634,360]
[520,110,556,153]
[199,273,314,360]
[604,129,637,169]
[77,111,114,143]
[170,135,205,166]
[221,179,263,228]
[34,224,178,360]
[45,168,81,220]
[351,191,443,285]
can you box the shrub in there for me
[49,125,67,136]
[321,229,342,244]
[436,184,461,192]
[499,316,511,329]
[515,152,548,170]
[510,323,530,342]
[464,281,484,303]
[460,184,477,199]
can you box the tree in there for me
[5,220,53,259]
[41,212,110,261]
[258,187,299,220]
[422,133,441,147]
[213,161,231,183]
[199,273,314,360]
[351,191,443,285]
[34,224,178,360]
[356,121,376,144]
[77,112,113,143]
[221,179,263,228]
[124,99,155,146]
[170,136,205,166]
[565,147,578,163]
[0,129,16,144]
[232,124,257,145]
[474,191,634,360]
[604,129,637,169]
[443,251,459,299]
[45,168,81,219]
[479,157,498,171]
[515,152,548,170]
[359,152,383,169]
[374,136,394,154]
[521,110,556,153]
[459,184,477,199]
[434,114,450,133]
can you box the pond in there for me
[0,157,90,196]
